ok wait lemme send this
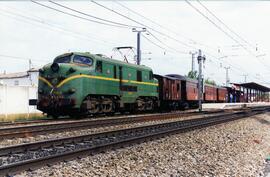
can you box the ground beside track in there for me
[15,112,270,177]
[0,112,225,148]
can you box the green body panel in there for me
[38,52,158,111]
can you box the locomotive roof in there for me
[66,52,153,71]
[165,74,198,83]
[154,74,180,80]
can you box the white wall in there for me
[0,85,41,118]
[0,71,39,87]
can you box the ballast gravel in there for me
[15,112,270,177]
[0,112,226,148]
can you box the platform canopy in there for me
[232,82,270,92]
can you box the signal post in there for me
[197,49,206,112]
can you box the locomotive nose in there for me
[51,62,59,72]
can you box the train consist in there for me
[33,52,231,118]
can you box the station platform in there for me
[202,102,270,110]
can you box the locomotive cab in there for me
[36,53,97,117]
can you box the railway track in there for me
[0,109,209,127]
[0,110,224,140]
[0,106,268,176]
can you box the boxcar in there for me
[154,74,181,110]
[204,84,217,102]
[217,87,227,102]
[166,74,198,108]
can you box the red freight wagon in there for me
[186,80,198,101]
[217,87,227,102]
[154,74,182,110]
[166,74,199,108]
[204,84,217,102]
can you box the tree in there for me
[187,70,198,79]
[205,78,216,86]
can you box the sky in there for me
[0,1,269,87]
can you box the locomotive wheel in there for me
[136,98,145,111]
[82,97,100,114]
[101,98,113,113]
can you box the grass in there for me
[0,113,46,122]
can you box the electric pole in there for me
[189,51,197,72]
[197,49,205,112]
[224,66,230,86]
[132,27,146,65]
[242,74,248,83]
[29,59,32,70]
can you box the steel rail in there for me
[0,107,268,176]
[0,110,201,126]
[0,110,224,139]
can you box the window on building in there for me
[14,80,19,86]
[96,61,103,73]
[137,70,142,82]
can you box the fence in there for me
[0,85,42,120]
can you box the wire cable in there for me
[0,8,118,47]
[196,0,255,49]
[185,0,270,74]
[49,1,141,29]
[91,0,196,50]
[147,31,189,54]
[31,1,127,29]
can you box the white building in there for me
[0,68,41,120]
[0,68,39,86]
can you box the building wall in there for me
[0,71,39,86]
[0,85,42,120]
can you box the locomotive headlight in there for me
[68,88,76,94]
[39,68,45,74]
[51,63,59,72]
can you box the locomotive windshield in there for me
[73,55,93,65]
[54,55,71,63]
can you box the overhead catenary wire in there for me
[0,8,118,47]
[49,1,141,29]
[113,0,254,74]
[184,0,259,57]
[141,34,167,51]
[1,0,268,85]
[91,0,196,50]
[0,54,48,63]
[185,0,270,79]
[31,0,128,29]
[147,31,189,54]
[196,0,255,49]
[92,0,268,83]
[196,0,270,71]
[114,1,196,43]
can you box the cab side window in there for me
[96,61,103,73]
[149,71,153,80]
[137,70,142,82]
[113,65,117,78]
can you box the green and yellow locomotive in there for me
[37,52,159,117]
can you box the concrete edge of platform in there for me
[202,102,270,110]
